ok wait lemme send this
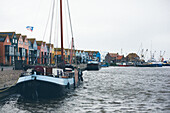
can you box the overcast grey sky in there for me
[0,0,170,60]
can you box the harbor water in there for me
[0,67,170,113]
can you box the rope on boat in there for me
[42,0,53,41]
[0,73,21,93]
[66,0,73,37]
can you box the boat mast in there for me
[60,0,64,62]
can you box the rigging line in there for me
[49,0,56,44]
[66,0,76,65]
[64,0,70,49]
[42,0,53,41]
[66,0,74,38]
[54,0,59,48]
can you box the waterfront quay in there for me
[0,64,87,90]
[0,68,23,89]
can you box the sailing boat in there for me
[16,0,83,99]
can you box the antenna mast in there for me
[60,0,64,61]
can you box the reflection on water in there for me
[0,67,170,113]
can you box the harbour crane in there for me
[160,51,165,62]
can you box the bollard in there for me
[1,68,3,71]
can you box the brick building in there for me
[37,41,44,64]
[0,34,14,65]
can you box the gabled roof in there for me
[36,41,43,46]
[126,53,139,58]
[0,34,8,42]
[64,48,70,51]
[22,35,27,41]
[0,32,15,39]
[109,53,118,57]
[51,44,54,48]
[116,55,124,60]
[54,48,61,51]
[46,43,51,48]
[27,38,36,44]
[16,34,22,40]
[43,42,46,46]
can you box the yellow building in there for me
[64,48,71,64]
[54,48,66,63]
[49,44,55,64]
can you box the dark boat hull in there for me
[117,65,134,67]
[162,64,170,66]
[86,64,100,70]
[136,64,162,67]
[16,80,74,99]
[0,86,16,99]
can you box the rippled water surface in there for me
[0,67,170,113]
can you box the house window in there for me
[7,39,9,43]
[13,39,15,43]
[15,39,17,43]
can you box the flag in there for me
[26,26,34,32]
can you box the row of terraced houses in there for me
[0,32,101,66]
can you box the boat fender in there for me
[78,70,83,81]
[67,82,70,89]
[81,76,83,81]
[73,78,76,89]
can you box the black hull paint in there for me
[16,80,74,99]
[86,64,100,70]
[0,86,16,99]
[163,64,170,66]
[136,64,162,67]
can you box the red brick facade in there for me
[0,35,12,65]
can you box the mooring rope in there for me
[0,73,22,93]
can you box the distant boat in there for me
[147,58,162,67]
[163,63,170,66]
[101,63,109,67]
[116,62,134,67]
[136,58,162,67]
[86,61,100,70]
[162,61,170,66]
